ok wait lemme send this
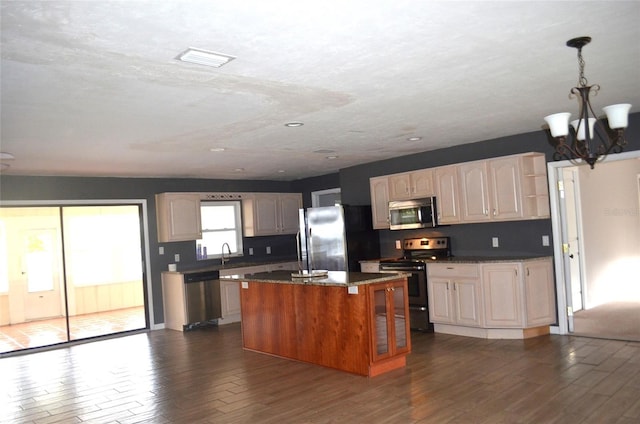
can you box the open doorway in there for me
[549,151,640,341]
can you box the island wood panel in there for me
[239,277,410,376]
[239,282,298,358]
[293,284,370,376]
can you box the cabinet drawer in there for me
[427,263,479,278]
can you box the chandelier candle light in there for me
[544,36,632,169]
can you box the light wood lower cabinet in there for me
[427,264,482,327]
[427,257,555,339]
[218,262,299,325]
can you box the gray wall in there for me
[0,176,299,325]
[1,113,638,326]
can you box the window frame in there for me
[197,200,244,261]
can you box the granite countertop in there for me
[163,258,298,275]
[220,270,408,287]
[432,256,552,264]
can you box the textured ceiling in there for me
[1,1,639,180]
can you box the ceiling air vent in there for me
[176,47,235,68]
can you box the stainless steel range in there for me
[379,236,451,332]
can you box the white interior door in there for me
[562,168,584,313]
[23,228,63,321]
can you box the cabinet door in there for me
[410,169,435,198]
[369,280,410,361]
[488,157,523,220]
[370,176,390,229]
[427,278,455,324]
[253,194,279,235]
[459,161,491,222]
[278,194,302,234]
[482,263,523,327]
[220,280,241,317]
[434,166,461,224]
[388,173,412,200]
[453,279,482,327]
[156,193,202,242]
[524,260,556,326]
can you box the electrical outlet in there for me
[395,240,402,249]
[542,235,550,246]
[174,254,180,262]
[492,237,499,248]
[266,246,271,254]
[249,247,254,255]
[159,246,164,255]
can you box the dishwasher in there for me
[183,270,221,329]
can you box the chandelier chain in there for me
[576,47,588,87]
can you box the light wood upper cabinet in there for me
[434,165,461,224]
[369,152,549,227]
[488,156,523,220]
[243,193,302,237]
[369,176,390,229]
[156,193,202,242]
[388,169,435,200]
[458,161,491,222]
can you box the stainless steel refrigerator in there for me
[298,205,379,272]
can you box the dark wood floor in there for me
[2,324,639,424]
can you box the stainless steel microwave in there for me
[388,197,437,230]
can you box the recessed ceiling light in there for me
[234,168,245,172]
[407,137,422,141]
[326,155,338,160]
[176,47,235,68]
[313,149,335,154]
[277,170,286,173]
[209,147,226,152]
[0,152,15,160]
[284,122,304,127]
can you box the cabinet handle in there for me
[526,268,530,276]
[493,209,497,216]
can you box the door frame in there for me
[548,150,640,335]
[0,199,155,330]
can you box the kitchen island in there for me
[221,271,410,377]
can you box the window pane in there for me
[197,201,243,260]
[201,205,236,230]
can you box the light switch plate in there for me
[266,246,271,254]
[249,247,254,255]
[542,235,550,246]
[241,281,249,289]
[159,246,164,255]
[174,254,180,262]
[492,237,499,248]
[395,240,401,249]
[348,286,358,295]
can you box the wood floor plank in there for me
[2,323,640,423]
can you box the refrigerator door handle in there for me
[307,226,315,271]
[296,231,303,273]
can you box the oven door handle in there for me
[379,265,426,272]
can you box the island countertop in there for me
[220,270,406,287]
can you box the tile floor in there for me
[0,306,146,354]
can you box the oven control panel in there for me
[403,237,449,251]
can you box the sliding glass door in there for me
[0,204,148,354]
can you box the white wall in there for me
[579,158,640,306]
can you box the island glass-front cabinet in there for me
[370,280,410,362]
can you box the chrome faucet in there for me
[221,242,232,267]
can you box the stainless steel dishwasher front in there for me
[183,270,221,326]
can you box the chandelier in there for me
[544,36,631,169]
